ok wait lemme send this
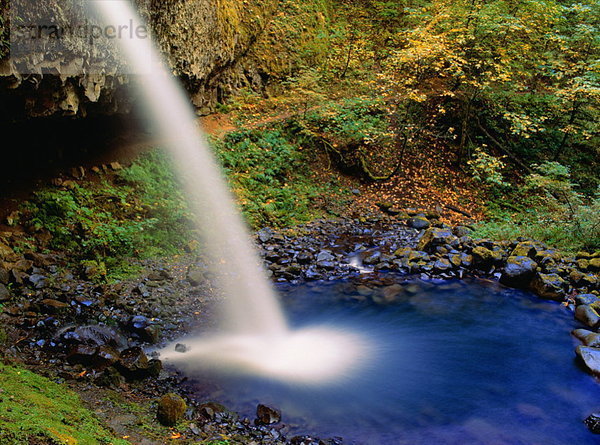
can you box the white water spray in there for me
[91,1,370,383]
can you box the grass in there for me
[0,362,130,445]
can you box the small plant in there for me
[467,146,508,188]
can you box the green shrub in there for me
[214,128,346,227]
[467,147,508,188]
[20,151,193,279]
[474,161,600,252]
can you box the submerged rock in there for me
[584,413,600,434]
[157,393,187,426]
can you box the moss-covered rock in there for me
[530,272,567,301]
[157,393,187,426]
[500,256,538,289]
[417,228,457,252]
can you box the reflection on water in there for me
[183,277,600,445]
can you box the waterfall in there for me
[91,0,369,384]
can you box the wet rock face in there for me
[157,393,187,426]
[1,0,277,119]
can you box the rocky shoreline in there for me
[1,213,600,442]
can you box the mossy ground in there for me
[0,363,129,445]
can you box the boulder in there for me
[589,258,600,272]
[407,217,430,230]
[186,264,206,286]
[126,315,160,343]
[575,294,600,306]
[198,402,230,420]
[453,226,472,238]
[296,251,313,264]
[433,258,453,272]
[40,299,70,313]
[500,256,538,288]
[530,273,566,301]
[408,251,430,263]
[572,329,600,347]
[363,252,381,265]
[257,228,273,243]
[510,241,538,258]
[417,228,457,252]
[58,325,127,350]
[0,242,17,261]
[157,393,187,426]
[256,404,281,425]
[570,271,599,289]
[116,347,162,380]
[576,346,600,375]
[471,246,502,269]
[0,267,9,285]
[316,250,335,263]
[575,305,600,329]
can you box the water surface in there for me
[185,277,600,445]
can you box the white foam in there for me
[161,326,372,384]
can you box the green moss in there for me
[0,363,129,445]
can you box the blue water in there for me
[187,278,600,445]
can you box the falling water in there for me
[91,1,370,383]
